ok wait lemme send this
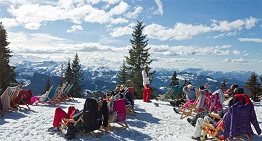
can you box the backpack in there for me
[65,125,77,140]
[83,98,101,133]
[83,98,109,133]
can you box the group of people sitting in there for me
[170,84,261,141]
[47,84,136,137]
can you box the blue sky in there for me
[0,0,261,74]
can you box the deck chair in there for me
[52,84,72,103]
[60,110,85,133]
[123,87,136,116]
[30,86,54,105]
[62,84,74,101]
[157,85,182,101]
[48,83,68,104]
[157,87,176,101]
[46,85,60,103]
[12,89,33,109]
[127,86,135,99]
[180,89,209,119]
[62,111,84,127]
[108,98,128,130]
[202,120,225,141]
[9,86,21,103]
[207,89,224,113]
[1,86,21,111]
[180,101,199,119]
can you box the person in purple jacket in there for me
[223,102,261,139]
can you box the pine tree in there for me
[42,78,51,94]
[64,59,73,84]
[220,80,227,92]
[169,71,179,87]
[0,22,17,92]
[71,53,84,98]
[125,21,153,98]
[245,72,261,101]
[59,64,64,86]
[117,60,129,85]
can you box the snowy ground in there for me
[0,98,262,141]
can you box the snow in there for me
[1,99,262,141]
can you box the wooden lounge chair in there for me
[202,120,224,141]
[12,89,33,109]
[1,86,21,112]
[180,89,210,119]
[30,86,54,105]
[108,98,128,130]
[62,83,74,101]
[157,85,182,102]
[48,83,68,104]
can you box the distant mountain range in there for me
[15,61,253,96]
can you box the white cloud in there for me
[213,31,238,38]
[111,18,128,24]
[7,3,67,29]
[58,0,74,10]
[143,17,260,41]
[245,17,260,29]
[98,35,119,44]
[222,58,230,63]
[6,0,130,30]
[227,31,238,36]
[24,22,41,30]
[149,44,231,56]
[109,25,133,37]
[126,6,143,19]
[243,50,249,56]
[211,17,260,32]
[0,18,19,28]
[213,49,230,55]
[231,58,247,63]
[4,0,261,43]
[222,58,247,63]
[7,30,261,73]
[211,19,245,31]
[238,38,262,43]
[83,7,112,24]
[153,0,163,16]
[0,0,11,5]
[66,25,83,33]
[233,50,241,55]
[144,23,211,40]
[83,0,122,5]
[219,45,232,49]
[108,1,129,16]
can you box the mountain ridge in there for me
[14,61,252,95]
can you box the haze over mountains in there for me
[15,61,253,96]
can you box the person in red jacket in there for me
[48,106,77,132]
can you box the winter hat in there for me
[187,84,193,90]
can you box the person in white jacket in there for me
[142,66,151,102]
